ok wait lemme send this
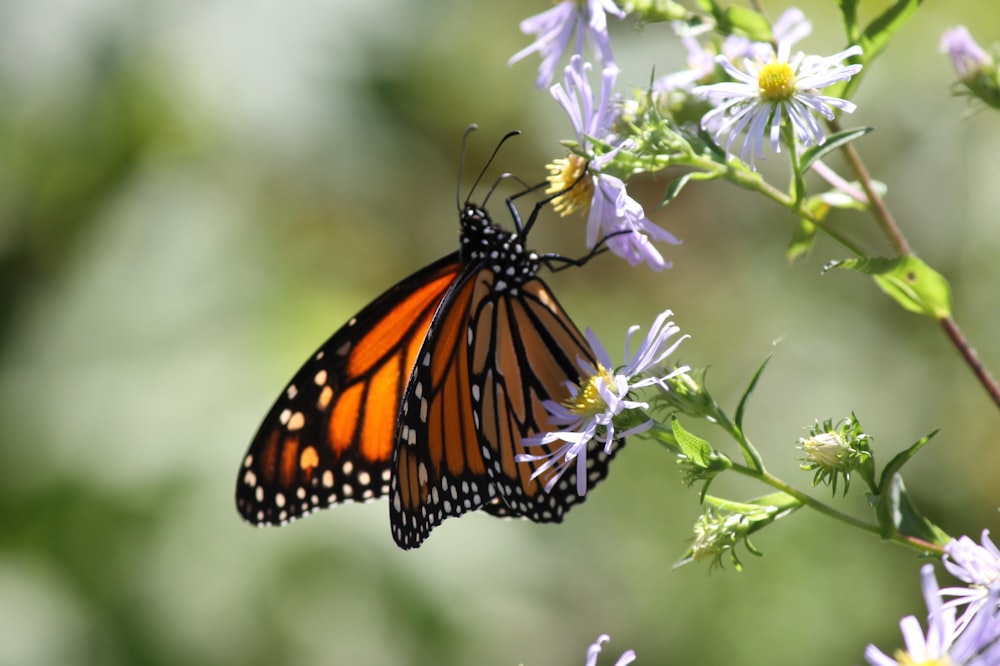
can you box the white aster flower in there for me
[694,37,863,170]
[518,309,687,496]
[867,564,1000,666]
[941,530,1000,635]
[865,565,958,666]
[548,56,680,270]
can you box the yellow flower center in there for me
[564,365,616,417]
[546,153,593,217]
[758,61,796,101]
[891,651,953,666]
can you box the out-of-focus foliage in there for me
[1,1,999,665]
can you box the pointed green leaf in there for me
[878,430,938,492]
[671,417,714,468]
[722,6,771,41]
[860,0,923,63]
[836,0,860,41]
[799,127,872,173]
[697,127,728,161]
[704,492,802,532]
[734,354,772,431]
[875,474,951,546]
[744,492,803,515]
[660,173,693,208]
[826,256,952,319]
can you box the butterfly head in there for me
[459,204,540,294]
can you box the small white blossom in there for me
[518,310,687,495]
[694,32,863,170]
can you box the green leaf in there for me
[734,354,772,431]
[659,173,693,208]
[696,127,728,162]
[836,0,860,41]
[743,492,802,516]
[878,430,938,492]
[786,217,818,264]
[671,417,714,468]
[693,0,769,40]
[722,6,771,41]
[799,127,872,173]
[860,0,923,64]
[826,256,952,319]
[874,474,951,546]
[704,492,802,532]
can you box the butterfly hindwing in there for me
[236,253,462,526]
[390,266,499,549]
[472,277,623,522]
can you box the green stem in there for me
[940,316,1000,410]
[826,119,1000,411]
[829,118,912,256]
[709,407,765,472]
[686,155,868,256]
[785,123,807,208]
[727,461,946,556]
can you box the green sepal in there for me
[825,256,952,319]
[673,493,802,570]
[799,127,872,173]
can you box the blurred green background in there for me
[2,0,999,664]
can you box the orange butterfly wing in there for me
[390,268,497,548]
[473,277,622,521]
[236,253,462,526]
[238,201,624,549]
[388,266,621,548]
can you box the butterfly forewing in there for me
[236,253,462,526]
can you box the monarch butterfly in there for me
[236,130,621,549]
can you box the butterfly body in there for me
[238,190,619,549]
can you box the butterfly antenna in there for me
[464,130,522,207]
[506,159,589,237]
[457,124,480,212]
